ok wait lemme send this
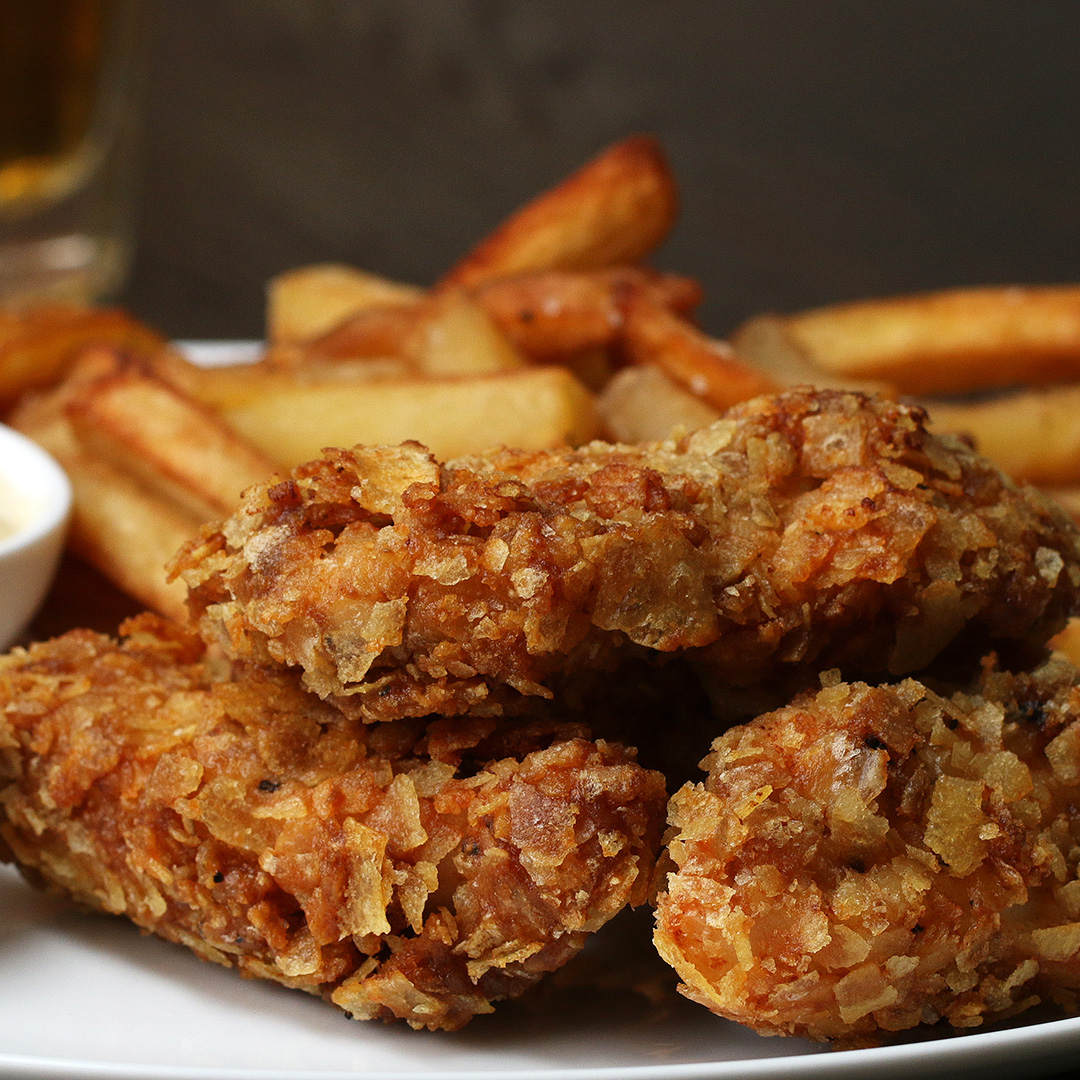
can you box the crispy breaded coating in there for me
[171,389,1080,723]
[0,614,666,1031]
[654,657,1080,1043]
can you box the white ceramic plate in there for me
[2,862,1079,1080]
[3,345,1079,1080]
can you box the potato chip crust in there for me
[0,614,666,1031]
[173,388,1080,723]
[655,657,1080,1043]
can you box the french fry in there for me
[153,349,412,409]
[597,365,720,443]
[64,361,278,519]
[730,314,896,396]
[8,388,196,622]
[621,294,779,411]
[475,268,702,360]
[773,285,1080,396]
[277,267,703,375]
[266,263,424,345]
[0,304,167,408]
[924,385,1080,486]
[404,288,527,376]
[439,136,679,290]
[218,366,599,465]
[268,302,421,368]
[53,457,196,623]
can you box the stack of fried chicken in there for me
[5,387,1080,1044]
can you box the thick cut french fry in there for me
[439,136,679,290]
[730,314,896,396]
[404,289,527,376]
[268,302,422,368]
[273,266,703,374]
[219,366,599,465]
[621,295,778,411]
[778,285,1080,396]
[925,384,1080,485]
[8,390,195,621]
[154,350,412,410]
[0,304,166,407]
[64,363,278,519]
[475,268,702,360]
[597,365,720,443]
[266,263,424,345]
[52,457,196,623]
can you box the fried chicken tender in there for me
[172,389,1080,723]
[0,614,666,1031]
[654,657,1080,1043]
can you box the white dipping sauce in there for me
[0,476,35,542]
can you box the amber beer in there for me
[0,0,142,303]
[0,0,113,212]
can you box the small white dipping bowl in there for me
[0,423,72,650]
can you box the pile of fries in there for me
[3,134,1080,656]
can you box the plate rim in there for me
[4,1012,1080,1080]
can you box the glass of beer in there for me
[0,0,148,305]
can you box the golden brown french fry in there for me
[0,304,167,408]
[270,302,422,368]
[475,268,702,360]
[154,350,412,410]
[219,366,599,465]
[776,285,1080,396]
[57,458,196,623]
[404,288,527,376]
[439,136,679,290]
[64,364,278,519]
[8,388,195,621]
[266,263,424,345]
[729,314,897,396]
[621,295,778,411]
[277,266,703,374]
[925,384,1080,486]
[597,365,720,443]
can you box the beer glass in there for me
[0,0,148,305]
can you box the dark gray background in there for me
[121,1,1080,342]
